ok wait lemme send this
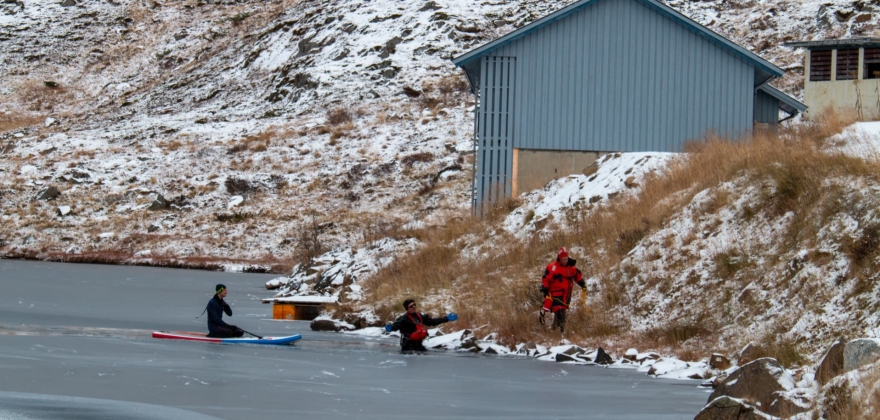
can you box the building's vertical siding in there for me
[754,90,779,124]
[476,56,516,208]
[469,0,764,208]
[485,0,755,153]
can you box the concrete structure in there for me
[452,0,806,209]
[785,38,880,120]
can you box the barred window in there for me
[810,50,831,81]
[865,48,880,80]
[836,48,859,80]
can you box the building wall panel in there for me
[482,0,754,154]
[754,90,780,124]
[467,0,766,208]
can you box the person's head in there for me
[215,284,227,299]
[403,299,417,313]
[557,247,569,265]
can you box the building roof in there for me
[451,0,784,79]
[757,84,807,116]
[784,37,880,50]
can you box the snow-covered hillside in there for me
[2,0,877,268]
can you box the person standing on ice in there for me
[206,284,244,338]
[385,299,458,352]
[541,247,586,333]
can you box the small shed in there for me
[262,296,337,321]
[452,0,805,208]
[784,38,880,120]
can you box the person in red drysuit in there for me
[540,247,585,332]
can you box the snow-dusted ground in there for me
[2,0,877,268]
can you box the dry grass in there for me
[16,79,79,113]
[0,112,42,133]
[359,115,880,350]
[418,74,470,112]
[823,366,880,420]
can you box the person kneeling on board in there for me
[206,284,244,338]
[385,299,457,352]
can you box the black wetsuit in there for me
[390,312,449,351]
[206,295,242,338]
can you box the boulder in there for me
[711,371,729,388]
[342,314,367,329]
[309,319,351,332]
[624,348,638,361]
[636,351,660,363]
[35,186,60,201]
[518,341,537,355]
[418,0,440,11]
[738,342,763,365]
[708,357,806,417]
[595,347,613,365]
[459,336,477,350]
[694,396,760,420]
[555,352,580,363]
[561,345,584,356]
[843,338,880,373]
[61,0,76,7]
[710,353,732,370]
[815,337,845,385]
[148,194,168,210]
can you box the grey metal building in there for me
[451,0,806,208]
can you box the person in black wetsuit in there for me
[385,299,458,352]
[206,284,243,338]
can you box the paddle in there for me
[235,326,263,339]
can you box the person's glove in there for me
[447,313,458,322]
[384,324,393,333]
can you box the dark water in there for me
[0,260,708,419]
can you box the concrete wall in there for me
[804,46,880,120]
[512,149,604,196]
[804,79,880,120]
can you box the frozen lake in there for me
[0,259,708,419]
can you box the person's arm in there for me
[390,315,407,332]
[575,268,586,289]
[422,313,449,327]
[223,301,232,316]
[541,268,551,295]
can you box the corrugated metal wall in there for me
[754,90,779,124]
[482,0,755,153]
[476,56,516,206]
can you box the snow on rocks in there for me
[706,357,809,418]
[227,196,244,209]
[268,237,419,302]
[842,338,880,373]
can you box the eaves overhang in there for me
[451,0,784,80]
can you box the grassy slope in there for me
[361,114,880,367]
